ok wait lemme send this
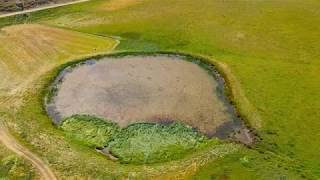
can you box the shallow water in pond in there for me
[46,55,253,144]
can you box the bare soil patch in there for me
[47,55,252,141]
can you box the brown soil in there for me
[47,55,241,137]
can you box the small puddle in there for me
[46,54,254,145]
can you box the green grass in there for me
[0,144,37,179]
[108,123,213,164]
[194,149,306,180]
[0,0,319,178]
[61,115,120,148]
[60,114,215,164]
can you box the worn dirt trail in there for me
[0,0,90,18]
[0,121,57,180]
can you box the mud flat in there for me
[46,54,253,144]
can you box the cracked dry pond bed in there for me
[46,54,254,164]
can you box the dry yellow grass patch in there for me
[0,24,118,108]
[102,0,143,11]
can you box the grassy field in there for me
[0,0,319,179]
[0,143,38,179]
[0,24,117,90]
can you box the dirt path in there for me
[0,0,90,19]
[0,120,57,180]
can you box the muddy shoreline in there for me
[45,53,255,145]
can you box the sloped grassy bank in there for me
[61,115,217,164]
